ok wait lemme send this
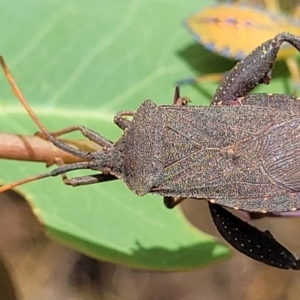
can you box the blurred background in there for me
[2,189,300,299]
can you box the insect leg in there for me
[0,57,104,160]
[61,173,118,187]
[114,85,190,133]
[51,156,117,187]
[208,203,300,270]
[213,32,300,105]
[114,111,135,130]
[0,145,114,192]
[262,0,300,94]
[172,85,190,106]
[163,197,186,208]
[36,126,113,148]
[0,161,94,192]
[285,57,300,94]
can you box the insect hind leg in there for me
[209,203,300,270]
[213,32,300,105]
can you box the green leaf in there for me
[0,0,232,270]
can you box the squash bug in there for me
[184,1,300,88]
[2,32,300,269]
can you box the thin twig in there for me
[0,133,101,167]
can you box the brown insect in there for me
[1,32,300,269]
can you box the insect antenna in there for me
[0,57,93,159]
[0,57,52,139]
[0,161,92,192]
[0,57,94,192]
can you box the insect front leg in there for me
[62,173,118,187]
[35,124,114,161]
[114,111,135,130]
[36,125,113,149]
[213,32,300,105]
[52,157,118,187]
